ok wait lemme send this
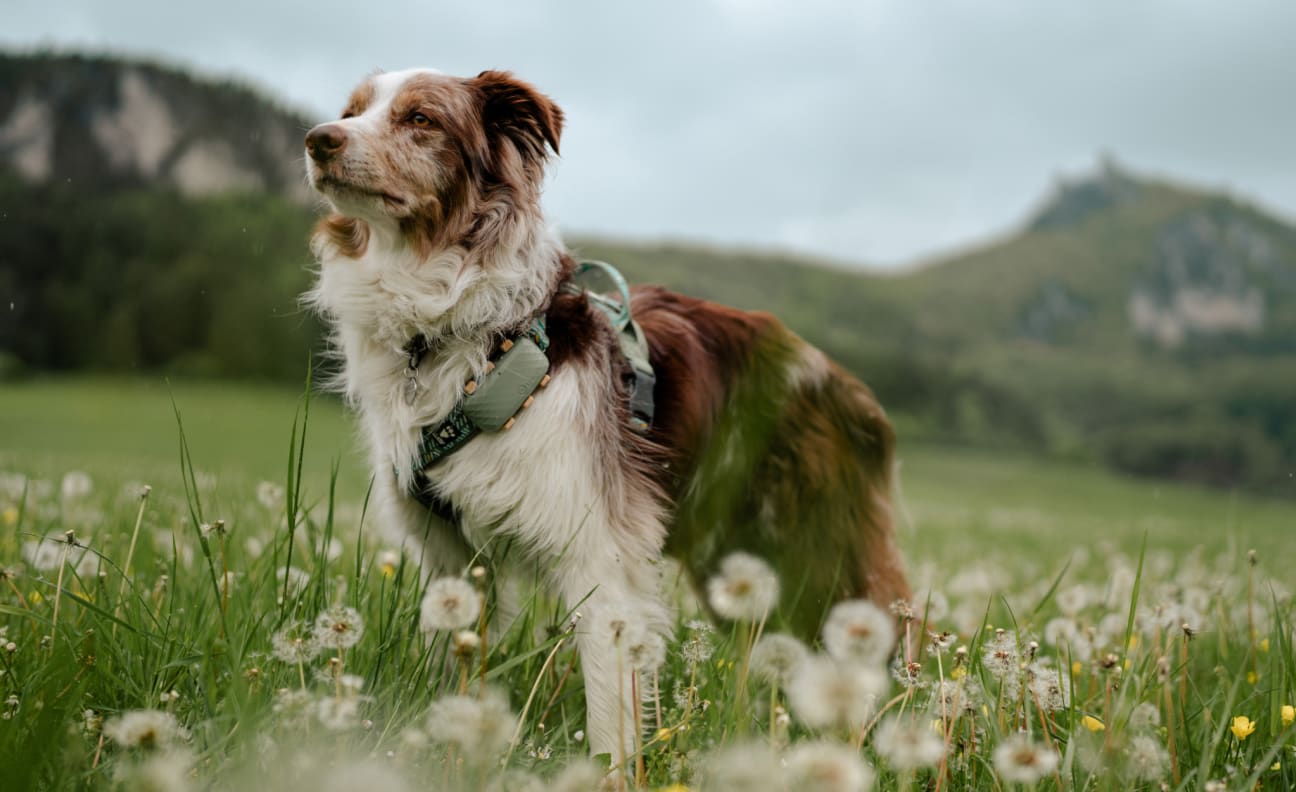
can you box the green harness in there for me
[405,261,655,506]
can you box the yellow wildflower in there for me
[1272,761,1281,771]
[1081,715,1105,732]
[654,727,672,742]
[660,786,692,792]
[2,506,16,526]
[1230,715,1256,740]
[1247,671,1258,685]
[1260,638,1270,652]
[1072,661,1083,676]
[950,666,967,680]
[1281,704,1294,726]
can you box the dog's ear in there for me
[471,70,564,164]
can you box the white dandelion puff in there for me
[788,655,886,729]
[993,734,1059,784]
[1125,734,1169,781]
[749,632,809,687]
[313,605,364,650]
[271,622,320,664]
[116,750,193,792]
[873,714,946,770]
[419,577,482,633]
[626,631,667,672]
[276,566,311,597]
[982,630,1019,680]
[1128,701,1161,731]
[706,552,780,622]
[316,696,362,731]
[256,481,285,510]
[823,600,896,667]
[103,710,181,750]
[1026,663,1069,711]
[425,689,517,760]
[785,740,875,792]
[61,471,93,500]
[701,742,784,792]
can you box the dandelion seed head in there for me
[1128,701,1161,730]
[1125,734,1169,781]
[61,471,93,500]
[103,710,181,750]
[874,714,946,770]
[316,696,361,730]
[419,577,482,633]
[784,740,875,792]
[929,677,981,714]
[1026,663,1069,711]
[706,552,779,622]
[1056,584,1090,615]
[982,630,1019,680]
[749,632,809,687]
[626,631,667,672]
[890,658,923,688]
[701,742,783,792]
[425,689,517,760]
[313,605,364,650]
[452,630,480,657]
[823,600,896,667]
[788,655,885,729]
[116,750,193,792]
[993,734,1058,784]
[276,566,310,598]
[256,481,285,510]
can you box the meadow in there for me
[0,377,1293,790]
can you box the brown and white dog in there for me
[304,68,910,758]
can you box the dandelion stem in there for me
[1164,666,1180,784]
[113,485,151,634]
[48,540,71,652]
[504,634,569,765]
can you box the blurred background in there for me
[1,2,1293,555]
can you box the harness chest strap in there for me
[405,262,655,506]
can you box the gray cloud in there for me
[4,0,1294,266]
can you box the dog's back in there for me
[632,286,911,634]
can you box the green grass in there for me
[1,377,1294,790]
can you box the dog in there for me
[304,68,910,759]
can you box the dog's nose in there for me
[306,123,348,162]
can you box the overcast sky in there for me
[4,1,1294,267]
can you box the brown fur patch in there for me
[313,215,370,258]
[341,79,376,118]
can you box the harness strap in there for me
[569,261,656,431]
[405,261,657,506]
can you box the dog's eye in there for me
[409,112,432,128]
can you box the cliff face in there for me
[0,52,316,203]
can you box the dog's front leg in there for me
[376,471,472,579]
[550,544,670,765]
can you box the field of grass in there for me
[1,377,1293,790]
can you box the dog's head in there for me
[305,68,563,255]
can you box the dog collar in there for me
[406,318,551,502]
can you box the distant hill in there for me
[2,51,1294,495]
[0,52,314,202]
